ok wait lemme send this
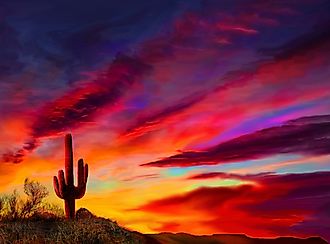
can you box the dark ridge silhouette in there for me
[146,232,328,244]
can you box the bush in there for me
[20,178,49,218]
[0,178,63,221]
[4,190,20,220]
[0,196,5,215]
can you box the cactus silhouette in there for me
[53,134,88,219]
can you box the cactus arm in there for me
[74,186,86,199]
[77,159,84,187]
[53,176,63,199]
[75,160,88,199]
[65,134,74,186]
[58,170,66,196]
[84,164,89,183]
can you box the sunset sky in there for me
[0,0,330,241]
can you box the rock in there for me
[75,208,95,220]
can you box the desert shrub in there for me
[0,178,63,221]
[39,202,65,218]
[20,178,49,218]
[0,196,4,212]
[5,190,20,220]
[0,196,5,218]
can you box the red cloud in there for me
[2,55,151,163]
[122,19,330,141]
[32,54,150,138]
[4,1,330,164]
[187,171,271,180]
[141,115,330,167]
[136,171,330,241]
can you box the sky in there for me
[0,0,330,241]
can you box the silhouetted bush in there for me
[0,178,64,221]
[20,178,49,218]
[4,190,20,220]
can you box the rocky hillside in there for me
[0,209,327,244]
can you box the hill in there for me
[0,209,327,244]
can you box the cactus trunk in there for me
[65,134,74,186]
[65,197,75,219]
[53,134,89,219]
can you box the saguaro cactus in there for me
[53,134,88,219]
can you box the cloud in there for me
[141,114,330,167]
[3,0,330,164]
[1,54,151,163]
[47,24,111,83]
[0,19,23,77]
[259,20,330,60]
[120,14,330,141]
[31,54,150,138]
[187,171,271,180]
[122,92,207,138]
[122,173,159,182]
[1,139,39,164]
[136,171,330,240]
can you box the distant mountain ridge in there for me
[145,232,328,244]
